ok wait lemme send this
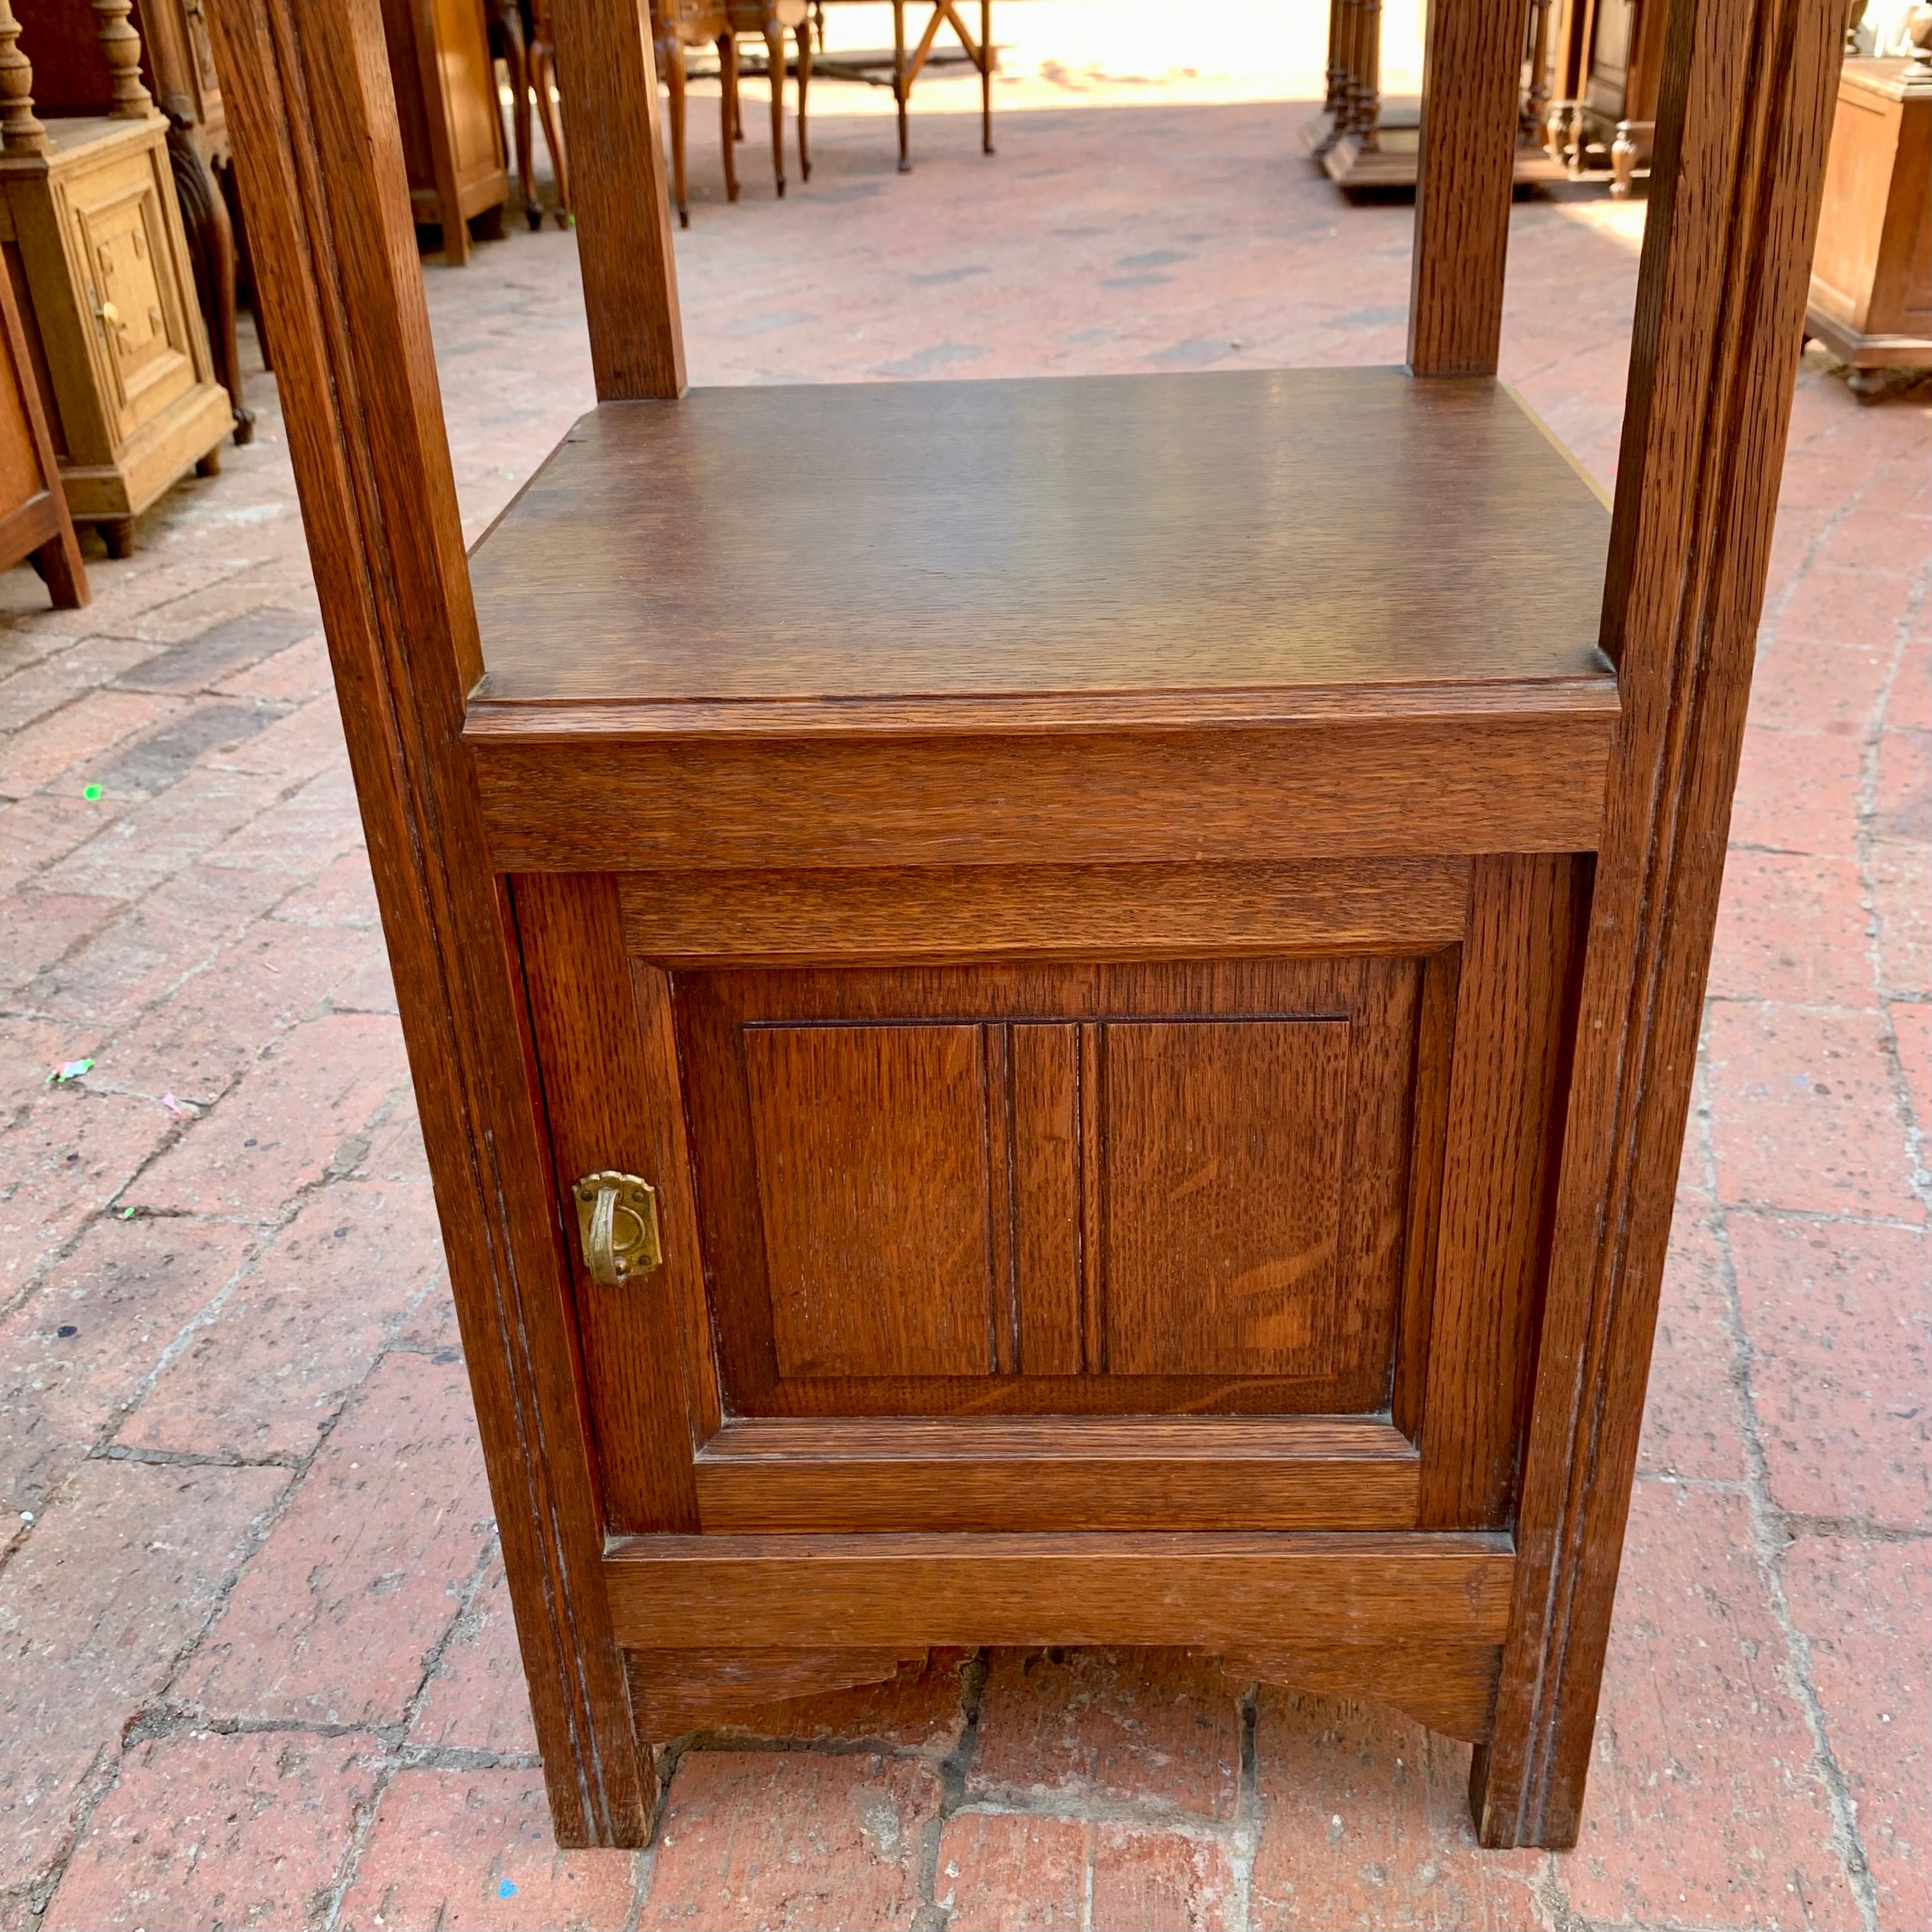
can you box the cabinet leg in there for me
[100,518,135,560]
[31,527,89,610]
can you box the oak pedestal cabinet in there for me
[206,0,1846,1850]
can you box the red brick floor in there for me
[1,100,1925,1932]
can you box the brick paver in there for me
[1,52,1925,1932]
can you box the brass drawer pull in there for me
[573,1171,663,1286]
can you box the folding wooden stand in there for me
[205,0,1843,1850]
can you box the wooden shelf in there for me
[468,367,1611,728]
[463,368,1617,871]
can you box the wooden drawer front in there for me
[676,957,1431,1418]
[67,153,200,433]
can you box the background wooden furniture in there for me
[652,0,738,226]
[0,0,232,555]
[726,0,811,196]
[1307,0,1566,192]
[17,0,255,441]
[489,0,571,228]
[378,0,508,262]
[0,241,88,607]
[1806,49,1931,394]
[206,0,1844,1852]
[1539,0,1664,194]
[807,0,991,172]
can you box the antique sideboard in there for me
[204,0,1845,1849]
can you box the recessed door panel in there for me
[1101,1019,1350,1377]
[673,958,1433,1418]
[746,1023,994,1379]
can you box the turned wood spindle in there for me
[94,0,154,119]
[0,0,46,154]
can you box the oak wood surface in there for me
[204,0,652,1844]
[1407,0,1526,378]
[747,1021,996,1379]
[604,1530,1517,1649]
[674,956,1430,1416]
[512,872,708,1530]
[0,248,86,605]
[473,718,1615,872]
[1221,1642,1503,1744]
[547,0,684,398]
[1418,854,1589,1528]
[1475,0,1845,1850]
[692,1414,1422,1533]
[466,368,1611,709]
[625,1647,928,1738]
[1102,1019,1350,1377]
[616,859,1473,964]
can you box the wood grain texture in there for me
[616,860,1472,964]
[511,873,711,1529]
[746,1022,995,1379]
[692,1415,1421,1533]
[0,251,87,605]
[1418,855,1589,1528]
[202,0,652,1845]
[1476,0,1846,1850]
[1220,1642,1503,1743]
[547,0,684,398]
[1102,1020,1351,1377]
[674,957,1429,1417]
[605,1531,1517,1650]
[467,370,1609,706]
[1409,0,1527,376]
[475,720,1615,873]
[1391,946,1459,1439]
[625,1647,927,1739]
[1011,1023,1083,1375]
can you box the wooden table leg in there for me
[764,13,787,194]
[980,0,991,153]
[795,14,811,180]
[892,0,909,171]
[719,33,741,201]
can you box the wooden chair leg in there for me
[661,35,690,226]
[795,18,811,181]
[532,46,572,224]
[764,18,786,195]
[979,0,991,154]
[892,0,909,171]
[718,34,741,203]
[495,5,538,227]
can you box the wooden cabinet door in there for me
[510,861,1586,1539]
[64,146,203,438]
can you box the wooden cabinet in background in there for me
[379,0,510,264]
[1807,55,1932,395]
[0,247,87,608]
[14,0,252,442]
[1541,0,1664,194]
[0,0,232,555]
